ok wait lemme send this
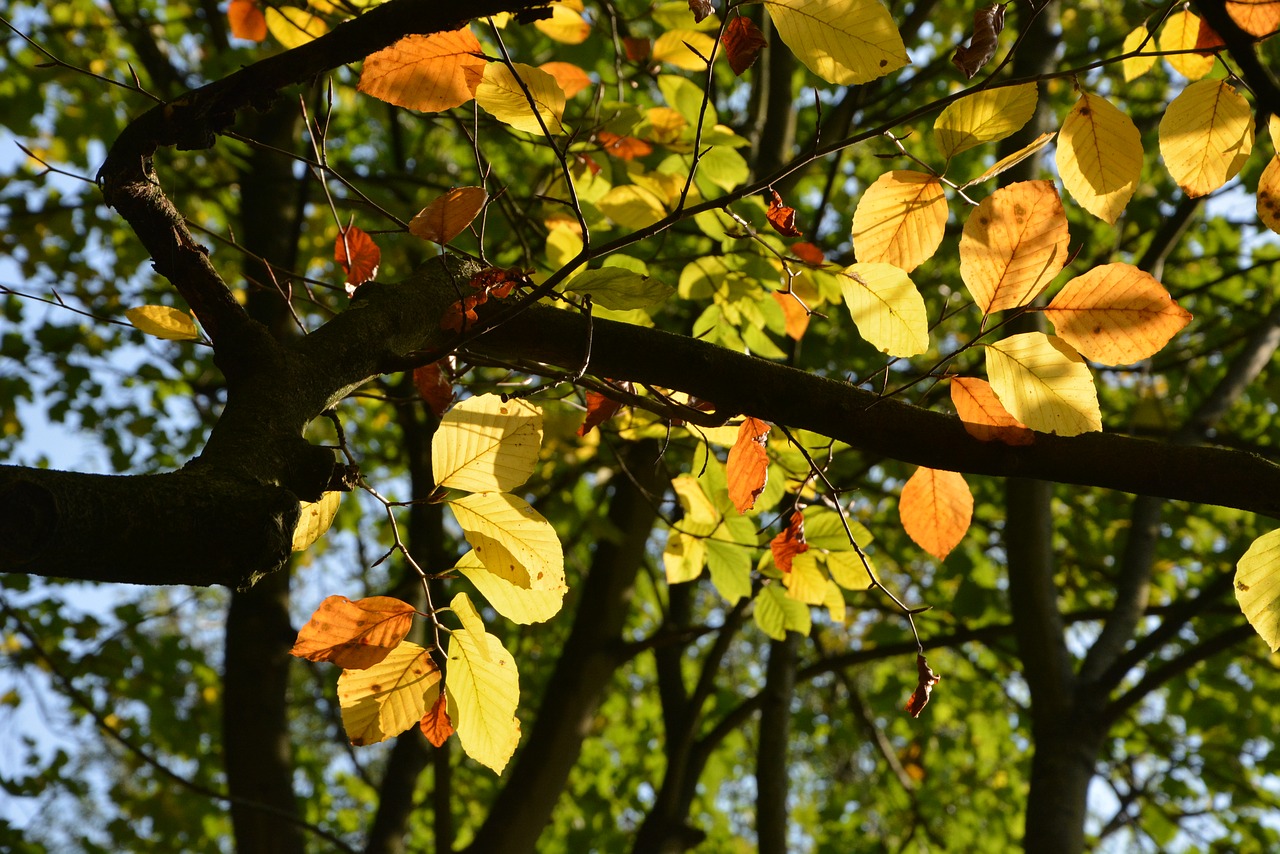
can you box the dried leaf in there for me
[577,383,632,436]
[727,417,770,513]
[624,37,651,61]
[290,595,417,670]
[951,3,1005,79]
[689,0,715,24]
[334,225,381,295]
[770,510,809,573]
[722,16,767,75]
[413,360,455,417]
[904,654,941,718]
[420,688,455,747]
[410,187,488,245]
[766,190,802,236]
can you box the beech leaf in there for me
[409,187,488,245]
[959,180,1068,317]
[291,595,416,670]
[722,16,767,75]
[338,641,441,746]
[904,653,941,718]
[899,467,972,561]
[125,306,201,342]
[227,0,267,41]
[293,492,342,552]
[358,30,486,112]
[770,510,809,573]
[950,377,1033,446]
[334,225,380,294]
[951,3,1005,79]
[413,360,455,417]
[727,417,770,513]
[1044,263,1192,365]
[420,688,455,747]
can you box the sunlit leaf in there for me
[409,186,488,245]
[934,82,1037,160]
[577,387,625,436]
[1236,529,1280,652]
[334,225,380,293]
[1121,25,1156,82]
[764,0,908,85]
[338,641,441,746]
[291,594,415,669]
[754,583,811,640]
[959,180,1068,316]
[1258,155,1280,234]
[1056,92,1143,225]
[838,263,929,357]
[1227,0,1280,36]
[664,529,707,583]
[432,394,542,493]
[770,510,808,573]
[904,653,940,718]
[766,190,802,236]
[125,305,200,341]
[961,132,1056,189]
[851,170,947,273]
[1159,9,1215,80]
[413,360,455,417]
[899,467,972,561]
[455,550,564,625]
[539,61,593,98]
[722,15,767,75]
[227,0,267,41]
[449,492,565,593]
[598,184,668,229]
[265,6,328,49]
[358,30,486,112]
[1159,80,1253,198]
[420,688,454,747]
[784,551,828,604]
[567,268,673,309]
[950,377,1033,446]
[596,131,653,160]
[293,491,342,552]
[652,29,717,70]
[1044,263,1192,364]
[445,594,520,773]
[475,62,566,135]
[535,0,591,44]
[985,332,1102,436]
[727,417,770,514]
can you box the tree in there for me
[3,0,1280,851]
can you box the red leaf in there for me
[688,0,715,24]
[904,654,941,718]
[227,0,267,42]
[623,36,651,61]
[578,383,632,436]
[1195,18,1225,53]
[469,266,523,299]
[951,4,1006,79]
[289,595,416,670]
[727,417,770,513]
[420,688,455,747]
[597,131,654,161]
[766,190,802,237]
[790,242,826,266]
[770,510,809,573]
[722,16,767,76]
[413,360,455,417]
[335,225,381,296]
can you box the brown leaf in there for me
[951,4,1006,79]
[623,36,651,61]
[904,654,941,718]
[440,292,486,333]
[722,16,767,75]
[766,190,802,237]
[727,417,770,513]
[688,0,715,24]
[335,225,381,295]
[409,186,488,245]
[770,510,809,573]
[419,688,455,747]
[290,595,416,670]
[413,360,455,417]
[577,383,632,436]
[1195,18,1225,53]
[597,131,654,161]
[228,0,267,41]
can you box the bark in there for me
[756,633,799,854]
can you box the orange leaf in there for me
[851,170,947,273]
[1043,263,1192,365]
[899,467,972,561]
[539,61,593,97]
[959,180,1068,317]
[904,654,941,718]
[409,187,488,245]
[420,688,455,747]
[597,131,654,160]
[334,225,381,294]
[722,16,767,75]
[766,191,802,237]
[771,291,810,340]
[358,30,486,112]
[577,385,632,436]
[413,361,455,417]
[951,3,1005,79]
[727,417,770,514]
[950,377,1033,446]
[770,510,809,573]
[1227,0,1280,37]
[790,242,826,266]
[1195,18,1225,52]
[290,595,417,670]
[228,0,267,42]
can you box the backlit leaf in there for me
[1044,263,1192,364]
[673,474,720,537]
[539,61,593,98]
[409,187,488,245]
[1121,25,1156,82]
[851,170,947,272]
[449,492,565,593]
[567,268,674,309]
[334,225,380,293]
[772,291,811,340]
[1227,0,1280,36]
[227,0,267,41]
[1235,529,1280,652]
[1258,155,1280,233]
[1159,80,1253,198]
[727,417,770,514]
[934,82,1037,161]
[961,132,1056,189]
[959,180,1068,316]
[664,530,707,583]
[1056,92,1143,224]
[445,594,520,773]
[950,377,1033,446]
[1159,9,1215,80]
[764,0,908,85]
[577,388,624,436]
[754,583,811,640]
[766,190,802,236]
[413,360,455,417]
[291,594,415,669]
[839,263,929,357]
[770,510,809,573]
[265,6,327,49]
[338,641,441,746]
[985,332,1102,436]
[706,535,753,605]
[455,550,565,625]
[722,15,767,75]
[598,185,668,229]
[293,491,342,552]
[899,467,972,560]
[125,305,200,341]
[904,653,941,718]
[597,131,653,160]
[420,689,454,747]
[475,62,566,135]
[784,551,828,604]
[951,3,1005,79]
[432,393,542,493]
[535,1,591,44]
[358,30,486,112]
[652,29,717,71]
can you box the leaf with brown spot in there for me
[727,417,770,513]
[904,654,941,718]
[951,3,1005,79]
[770,510,809,573]
[413,360,455,417]
[766,190,802,237]
[420,687,455,747]
[722,16,767,75]
[409,187,488,245]
[290,595,417,670]
[335,225,381,295]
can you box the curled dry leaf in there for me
[952,3,1005,79]
[440,267,522,333]
[335,225,381,295]
[420,687,455,747]
[727,417,770,513]
[688,0,715,24]
[578,382,633,436]
[770,510,809,573]
[409,186,488,245]
[413,360,455,417]
[766,190,802,237]
[290,595,417,670]
[722,16,767,75]
[904,654,941,718]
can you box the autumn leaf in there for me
[985,332,1102,436]
[293,492,342,552]
[689,0,715,24]
[783,551,828,604]
[770,510,809,573]
[652,30,717,71]
[450,492,566,593]
[1235,529,1280,652]
[1044,263,1192,364]
[409,186,488,245]
[291,595,416,670]
[265,6,327,49]
[445,593,521,774]
[597,131,653,160]
[771,291,810,340]
[899,467,972,561]
[766,190,802,236]
[334,225,380,294]
[764,0,907,85]
[227,0,267,42]
[961,132,1056,189]
[672,475,720,537]
[904,654,941,718]
[851,170,947,273]
[727,417,770,514]
[420,688,455,747]
[1121,26,1156,82]
[358,30,486,112]
[1056,92,1143,225]
[454,549,565,625]
[933,82,1037,161]
[951,3,1005,79]
[413,361,455,417]
[539,61,593,98]
[624,36,651,61]
[959,180,1068,317]
[125,305,201,341]
[723,16,767,75]
[1159,9,1215,79]
[475,62,566,135]
[839,263,929,357]
[1195,17,1225,52]
[534,0,591,44]
[950,377,1033,446]
[664,530,708,583]
[339,641,442,746]
[577,384,631,436]
[791,242,826,266]
[1227,0,1280,37]
[1258,156,1280,234]
[1159,80,1254,199]
[432,394,543,494]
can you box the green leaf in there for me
[567,268,674,309]
[753,583,811,640]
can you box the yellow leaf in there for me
[899,467,973,561]
[822,578,847,624]
[597,185,668,229]
[358,30,485,112]
[959,180,1069,316]
[534,1,591,43]
[961,131,1056,190]
[754,584,811,640]
[445,595,520,774]
[672,475,720,537]
[985,332,1102,436]
[1160,79,1254,198]
[950,377,1033,446]
[838,263,929,357]
[1258,155,1280,234]
[1270,114,1280,151]
[1056,92,1143,224]
[431,394,542,493]
[652,29,717,70]
[454,550,565,625]
[1121,25,1156,82]
[125,305,200,341]
[538,61,593,98]
[264,6,327,49]
[449,492,565,592]
[409,187,488,245]
[933,82,1037,161]
[1227,0,1280,37]
[664,530,707,584]
[291,595,415,669]
[475,62,565,135]
[338,641,441,746]
[452,591,492,662]
[764,0,907,85]
[293,491,341,552]
[784,551,829,605]
[1159,9,1215,80]
[826,551,874,591]
[1044,263,1192,364]
[851,170,947,272]
[1235,529,1280,652]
